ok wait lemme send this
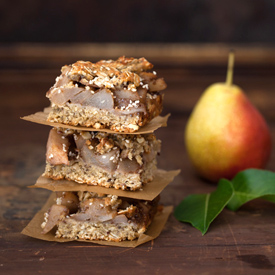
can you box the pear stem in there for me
[226,51,235,86]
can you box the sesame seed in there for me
[142,84,149,89]
[62,144,67,152]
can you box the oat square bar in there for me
[46,56,166,132]
[41,191,160,242]
[43,128,161,190]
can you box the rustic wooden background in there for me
[1,44,275,274]
[2,0,275,43]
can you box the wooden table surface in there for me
[1,44,275,274]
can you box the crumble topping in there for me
[61,56,153,90]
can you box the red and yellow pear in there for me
[185,52,272,182]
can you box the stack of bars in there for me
[22,57,180,246]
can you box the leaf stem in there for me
[226,50,235,86]
[203,193,210,234]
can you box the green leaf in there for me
[227,169,275,211]
[261,195,275,203]
[174,179,234,235]
[175,168,275,235]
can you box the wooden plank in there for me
[1,43,275,67]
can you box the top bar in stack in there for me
[46,56,166,133]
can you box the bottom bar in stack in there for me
[22,192,174,247]
[22,169,180,246]
[41,191,160,242]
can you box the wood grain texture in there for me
[1,44,275,274]
[1,43,275,68]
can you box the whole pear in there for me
[185,53,272,182]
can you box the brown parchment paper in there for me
[30,169,181,201]
[21,193,173,247]
[21,108,170,134]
